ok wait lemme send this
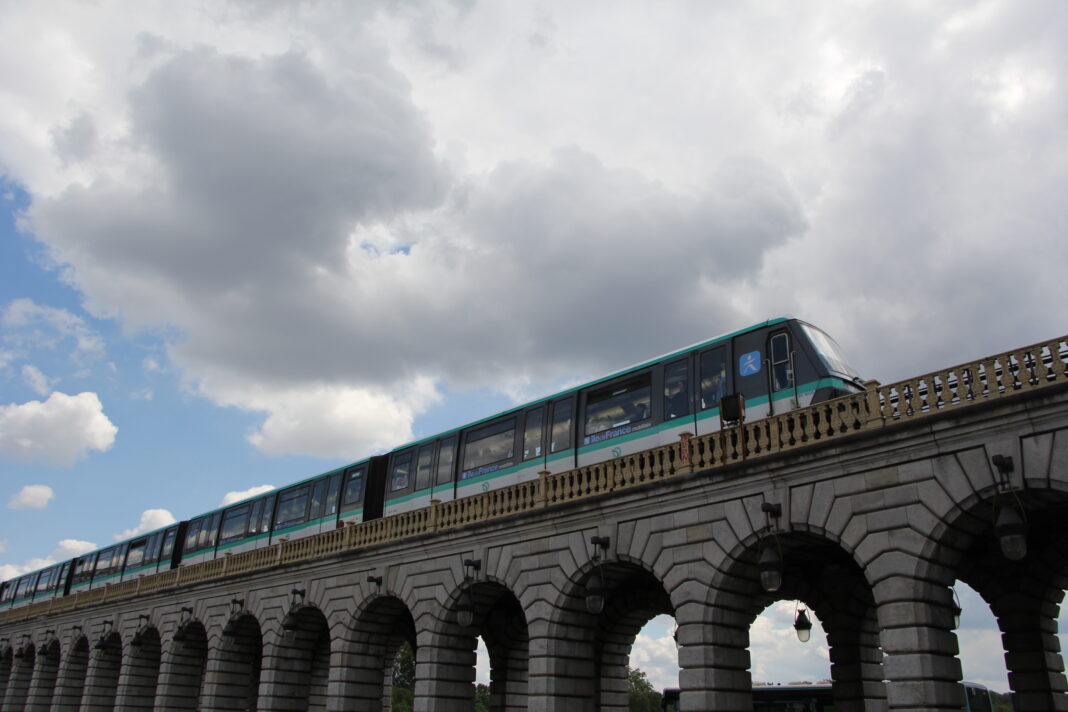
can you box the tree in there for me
[391,642,415,712]
[628,666,662,712]
[474,683,491,712]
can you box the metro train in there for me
[1,317,864,610]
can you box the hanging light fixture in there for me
[456,589,476,628]
[991,454,1027,560]
[455,559,481,628]
[951,588,962,629]
[758,543,783,593]
[793,606,813,643]
[994,505,1027,561]
[585,537,610,614]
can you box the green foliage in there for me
[390,642,415,712]
[474,683,491,712]
[989,691,1013,712]
[628,666,663,712]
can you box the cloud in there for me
[21,364,52,396]
[8,484,55,509]
[221,484,276,506]
[1,299,104,361]
[0,538,97,581]
[0,391,117,465]
[113,508,177,541]
[3,1,1068,457]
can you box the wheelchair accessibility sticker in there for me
[739,351,762,376]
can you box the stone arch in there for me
[81,630,122,711]
[25,637,60,711]
[338,594,416,710]
[523,552,674,712]
[3,637,35,711]
[918,475,1068,712]
[0,644,11,702]
[52,634,91,711]
[693,528,883,712]
[463,579,529,712]
[115,626,162,711]
[201,613,262,712]
[259,605,331,711]
[155,619,208,710]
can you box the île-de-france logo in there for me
[739,351,762,376]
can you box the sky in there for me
[1,0,1065,695]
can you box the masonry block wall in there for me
[0,387,1066,711]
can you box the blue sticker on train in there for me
[739,351,762,376]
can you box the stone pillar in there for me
[3,644,35,711]
[113,631,161,712]
[875,577,964,711]
[78,635,122,712]
[991,592,1068,711]
[823,608,888,712]
[326,638,393,711]
[676,603,752,712]
[50,638,90,712]
[152,632,208,711]
[256,629,331,712]
[24,642,60,712]
[413,631,477,712]
[200,630,262,712]
[526,620,597,712]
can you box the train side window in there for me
[56,561,72,591]
[584,374,652,435]
[309,480,327,520]
[523,407,545,460]
[126,540,147,569]
[699,347,728,410]
[160,529,177,562]
[415,444,435,491]
[249,500,265,536]
[770,331,793,391]
[260,495,276,533]
[436,436,457,485]
[324,474,342,516]
[276,486,310,529]
[550,398,573,453]
[390,452,413,492]
[343,467,366,505]
[35,567,54,593]
[664,360,690,419]
[185,519,203,551]
[462,418,516,476]
[145,532,163,564]
[221,505,251,544]
[73,555,94,585]
[16,574,36,599]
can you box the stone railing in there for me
[2,334,1065,626]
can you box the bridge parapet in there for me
[1,334,1065,628]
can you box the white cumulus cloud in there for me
[8,484,55,509]
[0,538,97,581]
[113,508,177,541]
[221,484,276,506]
[21,364,53,396]
[0,391,117,465]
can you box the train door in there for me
[429,436,458,504]
[160,525,181,570]
[517,406,547,484]
[317,473,343,533]
[70,553,97,594]
[383,448,416,517]
[339,465,369,526]
[693,344,731,436]
[544,396,576,474]
[121,536,151,581]
[658,357,698,447]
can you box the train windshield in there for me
[801,323,859,379]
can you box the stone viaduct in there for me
[0,335,1066,712]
